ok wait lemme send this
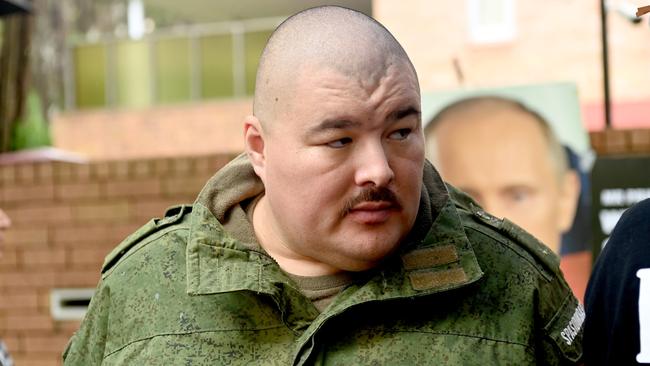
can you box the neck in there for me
[252,195,342,277]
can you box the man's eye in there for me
[327,137,352,148]
[507,189,530,203]
[388,128,411,140]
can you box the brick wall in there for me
[0,153,237,366]
[590,128,650,155]
[52,98,251,160]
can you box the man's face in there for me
[429,109,576,253]
[257,61,424,272]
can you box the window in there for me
[467,0,516,44]
[50,288,95,321]
[69,18,278,109]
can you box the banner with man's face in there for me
[422,82,592,300]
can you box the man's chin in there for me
[338,238,403,269]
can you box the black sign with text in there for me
[591,155,650,259]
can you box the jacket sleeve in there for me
[538,288,584,365]
[63,280,111,365]
[503,218,584,365]
[462,198,585,364]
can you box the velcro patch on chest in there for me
[401,245,459,271]
[408,267,468,291]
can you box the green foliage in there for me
[11,91,52,151]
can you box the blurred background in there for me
[0,0,649,364]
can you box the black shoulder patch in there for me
[101,204,192,274]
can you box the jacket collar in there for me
[185,154,484,304]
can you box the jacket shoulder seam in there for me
[463,222,553,281]
[102,226,189,279]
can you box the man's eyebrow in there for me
[307,107,421,135]
[387,106,421,122]
[307,119,362,134]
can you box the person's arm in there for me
[583,199,650,365]
[537,279,585,365]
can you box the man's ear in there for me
[558,169,581,232]
[244,115,266,180]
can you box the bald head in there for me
[427,96,568,179]
[424,96,581,253]
[253,6,417,129]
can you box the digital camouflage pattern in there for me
[63,155,583,365]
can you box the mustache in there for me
[341,186,401,218]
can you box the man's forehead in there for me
[297,57,417,87]
[302,68,418,114]
[436,109,545,144]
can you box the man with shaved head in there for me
[425,96,590,301]
[64,7,583,365]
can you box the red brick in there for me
[56,319,82,333]
[214,154,237,170]
[0,268,97,290]
[110,160,130,180]
[630,129,650,153]
[1,184,55,202]
[55,183,103,200]
[589,131,605,154]
[68,247,111,266]
[37,289,51,311]
[36,163,54,183]
[5,205,73,225]
[130,160,152,178]
[0,165,16,184]
[132,199,175,220]
[54,270,101,287]
[2,227,49,246]
[23,334,70,354]
[4,314,54,331]
[194,156,216,174]
[16,164,36,183]
[52,223,140,245]
[9,355,60,366]
[91,161,111,180]
[53,162,74,183]
[0,292,39,310]
[73,164,91,181]
[71,201,130,223]
[0,271,56,289]
[604,129,629,154]
[163,177,206,196]
[105,179,161,197]
[171,157,194,176]
[0,248,18,269]
[153,158,171,175]
[21,248,66,268]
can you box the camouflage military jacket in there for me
[64,156,583,365]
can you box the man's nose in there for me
[354,142,395,188]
